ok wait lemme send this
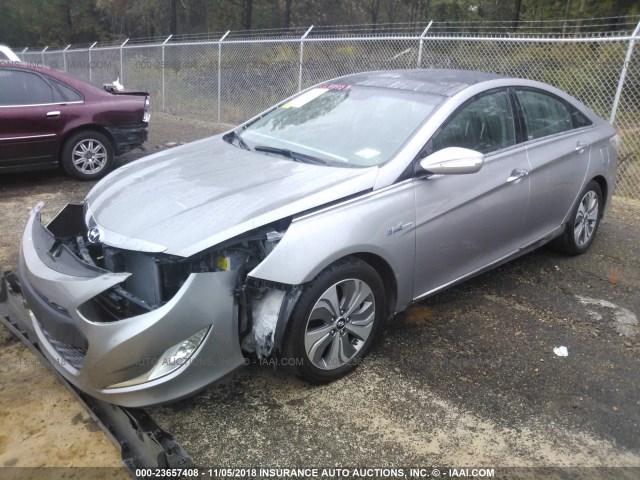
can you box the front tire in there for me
[62,131,114,180]
[554,180,603,255]
[283,258,386,384]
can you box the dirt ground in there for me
[1,113,639,473]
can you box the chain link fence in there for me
[18,19,640,198]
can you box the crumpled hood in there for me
[86,135,378,257]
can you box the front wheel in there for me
[61,131,114,180]
[283,258,386,384]
[553,180,603,255]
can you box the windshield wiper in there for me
[254,145,327,165]
[223,130,250,150]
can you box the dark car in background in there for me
[0,61,149,180]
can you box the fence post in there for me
[610,20,640,124]
[298,26,314,92]
[63,45,71,72]
[41,46,48,66]
[120,38,129,83]
[21,47,28,62]
[88,41,97,82]
[161,35,172,112]
[417,21,433,68]
[217,31,230,124]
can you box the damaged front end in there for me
[16,202,299,407]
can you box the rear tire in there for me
[553,180,603,255]
[62,130,114,180]
[283,258,385,384]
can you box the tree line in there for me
[1,0,638,47]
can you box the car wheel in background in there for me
[283,258,386,384]
[553,180,603,255]
[62,131,114,180]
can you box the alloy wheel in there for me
[72,139,108,175]
[304,278,376,370]
[574,190,599,247]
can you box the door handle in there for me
[575,141,588,152]
[507,168,529,183]
[46,111,61,118]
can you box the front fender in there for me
[248,180,417,313]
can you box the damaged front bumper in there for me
[16,203,246,407]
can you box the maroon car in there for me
[0,61,149,180]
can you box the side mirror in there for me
[419,147,484,175]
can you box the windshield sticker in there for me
[355,148,381,159]
[282,88,328,109]
[319,83,351,91]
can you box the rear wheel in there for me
[553,180,603,255]
[62,131,114,180]
[283,258,385,384]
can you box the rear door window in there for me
[0,69,55,106]
[516,89,573,140]
[49,78,83,102]
[570,108,592,128]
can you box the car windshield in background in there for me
[239,84,444,167]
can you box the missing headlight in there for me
[79,219,290,322]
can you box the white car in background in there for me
[0,45,20,62]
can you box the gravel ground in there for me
[1,114,639,472]
[150,196,640,469]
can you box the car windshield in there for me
[238,84,444,167]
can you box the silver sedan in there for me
[16,69,618,406]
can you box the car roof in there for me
[340,69,509,97]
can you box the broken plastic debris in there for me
[553,346,569,357]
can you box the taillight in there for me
[143,96,150,123]
[610,134,620,151]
